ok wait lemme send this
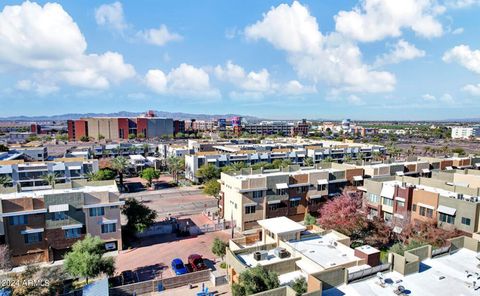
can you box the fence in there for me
[347,263,391,283]
[193,221,232,234]
[109,269,212,296]
[432,245,451,257]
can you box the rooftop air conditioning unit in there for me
[254,250,268,261]
[273,247,290,259]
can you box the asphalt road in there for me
[120,187,218,219]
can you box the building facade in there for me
[0,181,123,266]
[451,126,480,139]
[220,166,364,231]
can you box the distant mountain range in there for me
[0,111,262,122]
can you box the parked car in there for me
[121,270,137,285]
[187,254,207,272]
[171,258,188,275]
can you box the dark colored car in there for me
[171,258,188,275]
[121,270,137,285]
[187,254,207,272]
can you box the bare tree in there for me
[0,245,11,270]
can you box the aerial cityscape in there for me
[1,1,480,296]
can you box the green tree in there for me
[0,175,12,188]
[167,156,185,183]
[137,133,145,139]
[211,237,228,260]
[272,159,292,169]
[42,173,58,189]
[141,168,160,187]
[8,265,66,296]
[304,213,316,226]
[64,235,115,284]
[196,164,220,183]
[303,157,314,166]
[451,147,465,155]
[98,134,105,140]
[251,162,275,170]
[80,135,89,142]
[232,266,280,296]
[175,132,185,139]
[122,198,157,233]
[292,277,307,296]
[203,179,220,197]
[142,143,150,157]
[0,144,8,152]
[111,156,129,190]
[88,169,116,181]
[55,133,69,142]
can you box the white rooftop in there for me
[231,167,342,181]
[238,249,287,267]
[257,217,306,235]
[324,248,480,296]
[287,233,359,271]
[0,184,118,199]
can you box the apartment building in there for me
[362,175,480,234]
[418,155,480,170]
[8,146,48,161]
[451,126,480,139]
[0,158,98,191]
[220,165,364,231]
[0,180,123,266]
[158,143,192,159]
[68,114,173,141]
[185,140,385,182]
[91,143,157,158]
[336,160,430,179]
[243,121,293,136]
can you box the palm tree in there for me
[372,151,382,161]
[303,157,314,166]
[0,175,12,188]
[167,156,184,183]
[356,152,365,161]
[410,145,416,155]
[423,146,430,156]
[142,143,150,157]
[111,157,129,190]
[42,173,58,189]
[442,145,450,155]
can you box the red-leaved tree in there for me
[318,194,368,239]
[398,220,462,248]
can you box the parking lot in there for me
[115,229,231,280]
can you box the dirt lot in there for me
[115,229,231,280]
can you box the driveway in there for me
[115,230,231,279]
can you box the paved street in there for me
[121,187,217,219]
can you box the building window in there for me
[461,217,471,226]
[382,197,394,207]
[297,186,308,193]
[89,207,105,217]
[367,193,379,204]
[24,232,42,244]
[10,215,28,225]
[65,228,82,239]
[268,203,280,211]
[396,200,405,208]
[52,212,67,221]
[252,191,263,199]
[419,206,433,218]
[412,204,417,212]
[317,184,327,191]
[290,199,300,207]
[101,223,116,234]
[276,188,287,195]
[245,205,256,214]
[439,213,455,224]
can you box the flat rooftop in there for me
[324,248,480,296]
[230,167,343,180]
[0,183,118,199]
[383,180,478,201]
[258,216,306,235]
[286,234,359,271]
[238,248,289,267]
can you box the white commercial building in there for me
[451,126,480,139]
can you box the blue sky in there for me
[0,0,480,120]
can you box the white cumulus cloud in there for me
[374,39,426,67]
[335,0,444,42]
[443,45,480,74]
[462,84,480,96]
[137,25,182,46]
[0,1,135,91]
[95,2,127,31]
[145,64,220,99]
[245,1,396,92]
[245,1,395,93]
